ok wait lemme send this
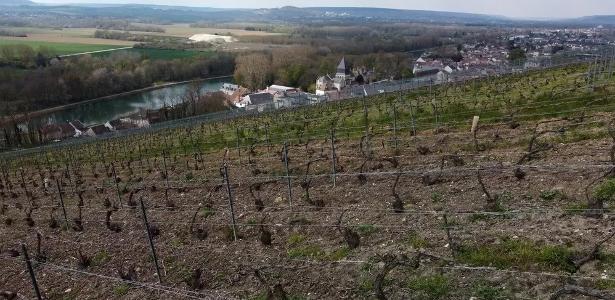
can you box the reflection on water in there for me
[35,77,230,127]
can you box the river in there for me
[33,77,231,127]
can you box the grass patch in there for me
[564,202,590,215]
[0,39,122,55]
[95,48,214,60]
[406,231,429,249]
[594,179,615,202]
[472,281,509,299]
[457,238,575,272]
[113,283,130,296]
[251,293,307,300]
[468,213,492,223]
[198,206,215,218]
[356,224,378,235]
[287,244,326,259]
[597,252,615,268]
[287,233,306,245]
[91,250,111,266]
[286,234,350,261]
[328,247,350,261]
[539,190,564,201]
[431,192,443,203]
[595,279,615,290]
[407,274,450,300]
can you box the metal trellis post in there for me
[22,244,43,300]
[139,198,163,283]
[222,163,238,241]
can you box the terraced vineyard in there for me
[3,63,615,299]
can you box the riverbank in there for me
[0,75,233,126]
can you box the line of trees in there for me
[0,45,54,68]
[0,51,235,116]
[233,47,413,92]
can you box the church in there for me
[315,57,352,95]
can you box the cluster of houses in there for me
[221,83,325,112]
[509,27,612,56]
[409,44,516,82]
[39,118,149,142]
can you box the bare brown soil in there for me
[2,114,615,299]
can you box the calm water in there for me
[34,77,231,126]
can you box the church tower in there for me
[334,57,350,90]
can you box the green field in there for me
[94,48,215,60]
[0,39,123,55]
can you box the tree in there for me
[234,53,272,91]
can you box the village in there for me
[35,27,610,144]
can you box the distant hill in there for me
[0,4,511,24]
[565,15,615,25]
[2,4,612,26]
[272,7,508,23]
[0,0,34,6]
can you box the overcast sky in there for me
[31,0,615,19]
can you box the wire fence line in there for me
[7,114,615,181]
[0,256,232,300]
[5,161,615,210]
[21,202,615,217]
[7,98,615,172]
[16,233,615,286]
[6,233,615,300]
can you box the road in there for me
[58,46,134,58]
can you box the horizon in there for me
[28,0,615,19]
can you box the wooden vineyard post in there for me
[139,198,163,283]
[330,130,337,187]
[283,141,293,208]
[56,178,69,229]
[443,213,456,257]
[161,150,170,206]
[392,101,399,151]
[432,98,439,130]
[265,124,271,151]
[111,163,122,208]
[137,142,144,176]
[235,127,242,164]
[19,167,29,198]
[362,96,371,155]
[21,244,43,300]
[409,100,417,137]
[222,163,238,241]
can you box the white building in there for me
[221,83,240,96]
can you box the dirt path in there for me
[57,46,134,58]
